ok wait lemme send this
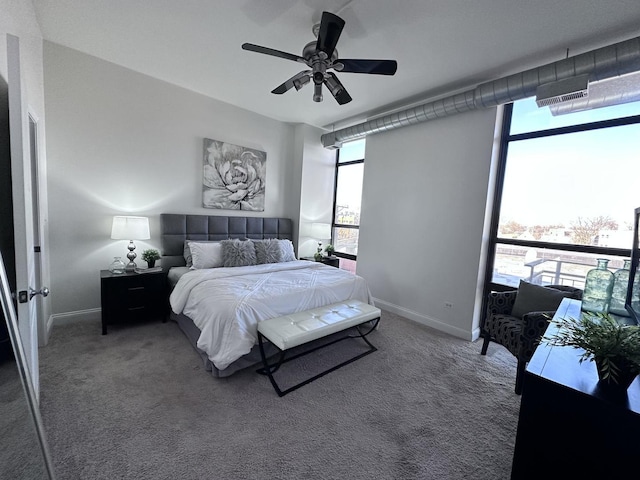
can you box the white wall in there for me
[357,107,498,340]
[295,124,336,258]
[43,42,298,317]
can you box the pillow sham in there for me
[221,239,257,267]
[511,280,571,318]
[254,238,283,264]
[183,240,219,267]
[278,239,296,262]
[188,241,224,269]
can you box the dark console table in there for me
[511,298,640,479]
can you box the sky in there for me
[336,139,365,214]
[338,97,640,229]
[499,97,640,228]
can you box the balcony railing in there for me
[524,258,587,288]
[492,243,629,289]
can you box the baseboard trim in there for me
[48,303,481,341]
[46,314,55,336]
[50,308,101,326]
[372,297,474,341]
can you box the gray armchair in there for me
[480,282,582,394]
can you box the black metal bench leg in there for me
[353,318,380,349]
[257,331,285,397]
[256,318,380,397]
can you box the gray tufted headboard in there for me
[160,213,294,271]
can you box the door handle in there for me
[29,287,50,300]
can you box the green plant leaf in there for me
[541,312,640,383]
[141,248,161,262]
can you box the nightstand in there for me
[100,270,166,335]
[301,256,340,268]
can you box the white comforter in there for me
[169,260,373,370]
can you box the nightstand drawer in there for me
[112,280,153,308]
[124,285,147,308]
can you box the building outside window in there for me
[487,96,640,292]
[332,139,365,272]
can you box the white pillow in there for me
[188,241,223,269]
[278,239,296,262]
[183,240,218,267]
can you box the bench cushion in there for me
[258,300,381,351]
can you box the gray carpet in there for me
[0,361,49,478]
[39,311,520,480]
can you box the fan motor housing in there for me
[303,41,338,63]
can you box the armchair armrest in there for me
[519,310,555,361]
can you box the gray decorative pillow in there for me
[221,239,257,267]
[511,280,570,318]
[254,239,283,264]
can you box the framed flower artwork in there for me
[202,138,266,211]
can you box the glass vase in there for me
[108,256,126,274]
[581,258,614,314]
[609,259,631,316]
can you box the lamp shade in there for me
[310,222,331,240]
[110,216,150,240]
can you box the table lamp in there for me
[311,222,331,260]
[310,222,331,241]
[111,216,150,272]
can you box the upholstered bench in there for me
[257,300,381,397]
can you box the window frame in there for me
[483,103,640,299]
[331,151,364,261]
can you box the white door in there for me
[29,113,48,347]
[7,34,42,396]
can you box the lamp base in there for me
[126,240,137,271]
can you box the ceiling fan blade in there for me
[315,11,345,59]
[324,72,352,105]
[271,71,312,94]
[241,43,306,64]
[335,59,398,75]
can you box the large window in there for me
[487,97,640,291]
[332,139,365,265]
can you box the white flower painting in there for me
[202,138,266,211]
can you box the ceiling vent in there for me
[535,74,590,107]
[549,70,640,116]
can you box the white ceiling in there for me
[32,0,640,131]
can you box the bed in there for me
[161,213,374,377]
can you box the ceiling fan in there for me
[241,11,397,105]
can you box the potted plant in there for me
[324,244,335,257]
[314,242,323,261]
[542,312,640,390]
[141,248,161,268]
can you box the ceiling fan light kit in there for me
[241,11,397,105]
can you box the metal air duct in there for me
[321,35,640,149]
